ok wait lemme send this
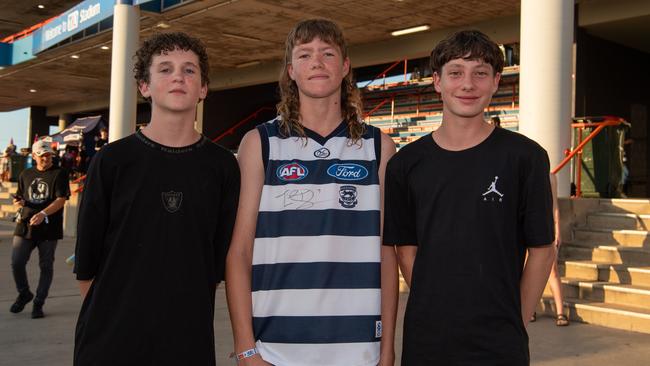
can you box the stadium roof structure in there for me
[0,0,648,115]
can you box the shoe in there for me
[530,312,536,322]
[31,303,44,319]
[9,291,34,313]
[556,314,569,326]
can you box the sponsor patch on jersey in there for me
[313,147,330,158]
[327,163,368,181]
[276,162,308,181]
[339,185,358,208]
[161,191,183,213]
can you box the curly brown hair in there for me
[134,32,210,92]
[277,19,365,144]
[430,30,504,75]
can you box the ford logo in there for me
[276,162,308,181]
[326,163,368,181]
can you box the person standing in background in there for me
[10,139,69,319]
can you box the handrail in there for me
[361,59,407,89]
[364,98,391,118]
[212,106,274,143]
[552,115,629,197]
[71,174,86,194]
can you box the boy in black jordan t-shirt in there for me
[383,30,556,365]
[73,33,239,366]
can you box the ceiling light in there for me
[29,89,37,93]
[236,60,261,68]
[38,4,45,9]
[222,33,262,42]
[100,45,110,50]
[71,54,80,59]
[155,22,171,29]
[391,24,430,37]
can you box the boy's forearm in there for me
[520,245,556,326]
[379,246,398,365]
[226,251,257,352]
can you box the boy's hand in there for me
[29,211,47,226]
[12,196,24,207]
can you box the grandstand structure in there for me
[1,0,650,334]
[362,66,520,149]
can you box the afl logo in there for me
[313,147,330,158]
[327,163,368,181]
[277,162,308,181]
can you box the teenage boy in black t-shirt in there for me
[383,30,556,365]
[10,140,70,319]
[73,33,240,366]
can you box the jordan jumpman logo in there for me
[482,176,503,197]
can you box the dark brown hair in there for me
[134,32,210,88]
[277,19,364,143]
[430,30,504,75]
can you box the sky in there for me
[0,108,29,150]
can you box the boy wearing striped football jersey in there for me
[226,19,398,366]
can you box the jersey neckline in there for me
[428,125,499,154]
[135,130,207,154]
[301,120,347,145]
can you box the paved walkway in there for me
[2,219,650,365]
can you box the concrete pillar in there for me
[195,100,204,133]
[519,0,574,197]
[108,1,139,143]
[58,113,69,132]
[28,106,54,143]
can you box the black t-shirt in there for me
[14,166,70,240]
[74,131,240,366]
[383,128,554,365]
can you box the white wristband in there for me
[236,347,258,362]
[40,210,48,224]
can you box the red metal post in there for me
[576,127,583,197]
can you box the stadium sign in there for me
[32,0,115,54]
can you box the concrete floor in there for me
[2,220,650,365]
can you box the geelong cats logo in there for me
[339,185,358,208]
[162,191,183,213]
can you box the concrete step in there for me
[557,278,650,308]
[0,181,17,190]
[538,297,650,334]
[587,212,650,231]
[0,204,18,215]
[561,261,650,287]
[573,228,650,248]
[0,185,17,194]
[560,243,650,266]
[599,198,650,215]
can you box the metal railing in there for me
[212,106,274,143]
[361,59,408,89]
[552,116,629,197]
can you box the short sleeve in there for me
[521,147,555,247]
[214,153,241,283]
[74,150,111,280]
[383,154,417,246]
[54,169,71,199]
[16,171,25,198]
